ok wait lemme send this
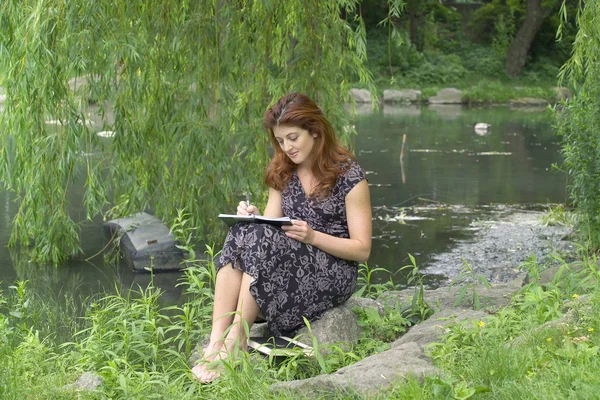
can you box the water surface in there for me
[0,104,564,302]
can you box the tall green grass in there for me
[3,241,600,399]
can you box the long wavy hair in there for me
[263,93,355,199]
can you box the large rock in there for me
[270,342,436,397]
[103,212,189,272]
[552,86,573,102]
[428,88,463,104]
[250,296,384,348]
[383,89,422,103]
[350,88,372,103]
[377,273,526,314]
[392,308,488,348]
[64,372,103,392]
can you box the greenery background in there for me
[2,0,600,398]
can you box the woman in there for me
[192,92,372,383]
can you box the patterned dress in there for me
[217,160,367,336]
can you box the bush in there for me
[555,70,600,250]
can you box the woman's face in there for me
[273,125,317,167]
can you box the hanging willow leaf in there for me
[0,0,391,265]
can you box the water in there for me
[354,104,564,285]
[0,104,564,302]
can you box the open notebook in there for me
[218,214,292,227]
[247,336,314,357]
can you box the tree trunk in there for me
[505,0,552,78]
[407,0,425,51]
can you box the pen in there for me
[246,192,251,209]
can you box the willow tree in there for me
[555,0,600,249]
[0,0,382,265]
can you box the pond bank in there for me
[350,86,572,107]
[423,207,575,285]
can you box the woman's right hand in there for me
[237,201,261,216]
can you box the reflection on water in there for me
[0,104,564,305]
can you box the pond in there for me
[0,104,564,304]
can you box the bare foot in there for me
[191,343,226,384]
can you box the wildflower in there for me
[547,337,552,342]
[478,321,485,328]
[572,294,579,299]
[588,328,594,332]
[567,331,572,335]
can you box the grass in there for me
[2,238,600,399]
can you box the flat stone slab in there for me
[270,342,437,397]
[428,88,463,104]
[383,89,422,103]
[103,212,186,272]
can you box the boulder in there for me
[392,308,488,348]
[270,342,437,397]
[428,88,463,104]
[350,88,372,103]
[103,212,189,272]
[64,372,103,392]
[377,273,526,314]
[383,89,422,103]
[509,97,549,107]
[552,86,573,102]
[250,297,384,348]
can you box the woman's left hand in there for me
[282,220,315,244]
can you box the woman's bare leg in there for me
[221,271,260,354]
[192,270,260,383]
[207,264,243,349]
[192,264,242,382]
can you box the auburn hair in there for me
[263,93,355,199]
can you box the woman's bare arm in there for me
[283,179,372,262]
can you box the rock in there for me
[251,297,384,349]
[66,372,103,392]
[552,86,573,102]
[377,274,526,314]
[270,342,437,397]
[509,97,549,107]
[428,88,463,104]
[293,304,360,348]
[383,89,422,103]
[350,88,372,103]
[392,308,488,348]
[103,212,190,272]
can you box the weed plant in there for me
[4,244,600,398]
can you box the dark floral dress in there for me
[217,160,367,336]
